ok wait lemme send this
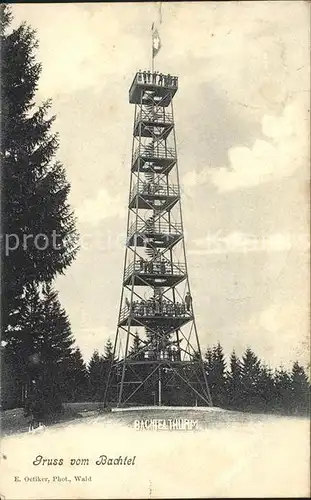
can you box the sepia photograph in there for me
[0,1,310,498]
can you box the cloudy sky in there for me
[12,1,310,368]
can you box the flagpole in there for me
[151,23,154,73]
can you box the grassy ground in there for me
[1,402,96,436]
[2,404,308,498]
[1,401,293,437]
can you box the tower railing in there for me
[130,182,179,201]
[129,72,178,94]
[124,260,186,281]
[132,145,176,163]
[135,109,174,127]
[127,220,182,240]
[103,69,213,408]
[119,300,192,324]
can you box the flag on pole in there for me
[152,24,162,58]
[158,2,163,24]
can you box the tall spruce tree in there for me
[1,5,79,338]
[2,285,76,414]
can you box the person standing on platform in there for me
[160,259,166,274]
[185,291,192,312]
[139,300,145,316]
[147,70,151,83]
[142,70,147,83]
[158,73,163,86]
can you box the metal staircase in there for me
[104,71,212,408]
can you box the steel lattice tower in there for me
[104,71,212,408]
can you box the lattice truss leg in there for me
[103,71,212,407]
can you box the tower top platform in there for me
[129,71,178,107]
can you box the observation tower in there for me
[104,70,212,407]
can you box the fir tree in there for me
[257,364,275,412]
[88,350,106,401]
[62,347,89,402]
[1,285,76,415]
[204,343,226,407]
[129,331,145,360]
[240,347,262,410]
[104,338,114,361]
[226,350,243,409]
[290,361,310,415]
[274,366,293,414]
[1,5,79,338]
[103,339,118,403]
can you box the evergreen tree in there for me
[240,347,262,410]
[205,346,213,373]
[2,285,76,416]
[290,361,310,415]
[103,339,118,403]
[226,350,243,410]
[204,343,227,407]
[1,5,79,338]
[88,350,106,401]
[104,338,114,361]
[274,366,293,414]
[256,364,275,412]
[129,331,145,360]
[62,347,89,402]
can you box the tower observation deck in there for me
[104,71,212,408]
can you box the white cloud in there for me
[247,302,310,367]
[190,231,309,255]
[182,171,201,189]
[76,326,114,362]
[76,188,125,226]
[209,94,309,192]
[12,4,150,97]
[11,2,309,370]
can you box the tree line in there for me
[85,338,310,416]
[3,317,309,417]
[1,6,309,421]
[205,342,309,415]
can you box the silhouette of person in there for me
[185,292,192,312]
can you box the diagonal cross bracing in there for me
[103,71,212,408]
